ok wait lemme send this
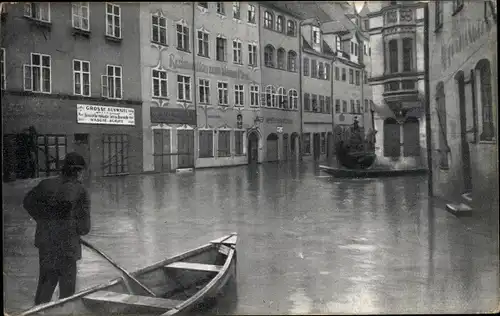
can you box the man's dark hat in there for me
[63,152,86,169]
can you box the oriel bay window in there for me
[218,130,231,157]
[403,38,413,72]
[388,39,398,73]
[199,130,214,158]
[234,131,244,155]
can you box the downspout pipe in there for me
[192,3,198,156]
[423,2,433,196]
[331,57,335,155]
[299,20,303,161]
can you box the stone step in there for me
[445,203,473,216]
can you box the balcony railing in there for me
[383,78,418,100]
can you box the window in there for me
[250,85,259,106]
[199,130,214,158]
[325,64,330,80]
[248,44,258,66]
[24,2,50,22]
[233,40,242,64]
[216,37,227,62]
[235,131,244,155]
[335,99,341,113]
[37,135,67,177]
[349,69,354,84]
[100,65,122,99]
[435,1,443,30]
[319,95,325,113]
[1,48,6,90]
[177,75,191,101]
[325,97,331,113]
[287,20,296,36]
[277,87,286,108]
[478,61,494,141]
[264,11,273,29]
[364,19,369,31]
[320,133,326,154]
[289,89,298,110]
[198,2,208,9]
[264,45,275,67]
[335,67,339,80]
[73,60,90,96]
[265,85,275,107]
[247,4,256,23]
[72,2,89,31]
[199,79,210,104]
[217,82,229,105]
[318,62,324,79]
[288,51,297,72]
[312,94,318,112]
[341,68,346,81]
[354,43,358,56]
[277,16,284,32]
[217,2,225,15]
[342,100,347,113]
[435,82,448,168]
[302,133,311,154]
[232,2,240,19]
[152,13,167,45]
[234,84,244,106]
[24,53,51,93]
[350,100,355,113]
[351,42,354,54]
[336,36,341,51]
[277,48,286,69]
[312,26,320,44]
[355,70,360,85]
[304,93,310,111]
[389,39,398,73]
[303,58,310,76]
[106,3,121,38]
[197,31,209,57]
[356,100,361,113]
[177,23,190,51]
[102,134,129,175]
[311,60,317,77]
[218,131,231,157]
[403,38,413,72]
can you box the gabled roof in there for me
[358,2,371,17]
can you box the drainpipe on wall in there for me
[423,2,433,196]
[298,20,304,161]
[192,3,198,162]
[330,58,335,152]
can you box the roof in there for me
[270,1,332,22]
[358,2,371,17]
[321,20,349,34]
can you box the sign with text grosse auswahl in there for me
[77,104,135,126]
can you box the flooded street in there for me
[4,162,499,314]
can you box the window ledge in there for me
[151,41,168,47]
[177,48,191,53]
[152,96,169,100]
[198,54,210,59]
[478,140,496,144]
[24,17,52,29]
[105,35,122,43]
[72,27,91,38]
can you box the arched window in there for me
[388,39,398,73]
[265,85,275,107]
[287,20,296,36]
[403,38,413,72]
[277,48,286,69]
[435,81,449,168]
[264,11,274,29]
[277,87,286,108]
[288,89,298,110]
[277,16,284,32]
[476,59,494,141]
[264,45,275,67]
[287,51,297,72]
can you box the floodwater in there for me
[3,162,499,314]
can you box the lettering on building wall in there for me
[169,54,251,81]
[150,107,196,125]
[265,117,293,125]
[77,104,135,125]
[441,19,492,70]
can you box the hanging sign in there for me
[77,104,135,125]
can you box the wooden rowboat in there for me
[17,233,238,316]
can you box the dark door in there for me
[247,132,259,164]
[403,117,420,156]
[266,133,278,162]
[283,133,289,161]
[177,130,194,169]
[153,129,171,172]
[384,118,401,158]
[327,132,334,158]
[458,76,472,192]
[313,133,321,160]
[290,133,297,159]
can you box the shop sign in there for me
[150,107,196,125]
[169,54,251,81]
[77,104,135,125]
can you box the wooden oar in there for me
[80,238,157,297]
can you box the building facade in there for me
[366,1,427,169]
[1,2,143,182]
[428,0,497,218]
[259,3,301,163]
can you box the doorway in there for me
[313,133,321,160]
[403,117,420,157]
[457,73,472,192]
[266,133,279,162]
[283,133,289,161]
[177,130,194,169]
[247,131,259,164]
[384,118,401,158]
[153,129,171,173]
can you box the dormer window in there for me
[312,26,320,45]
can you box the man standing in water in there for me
[23,152,91,305]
